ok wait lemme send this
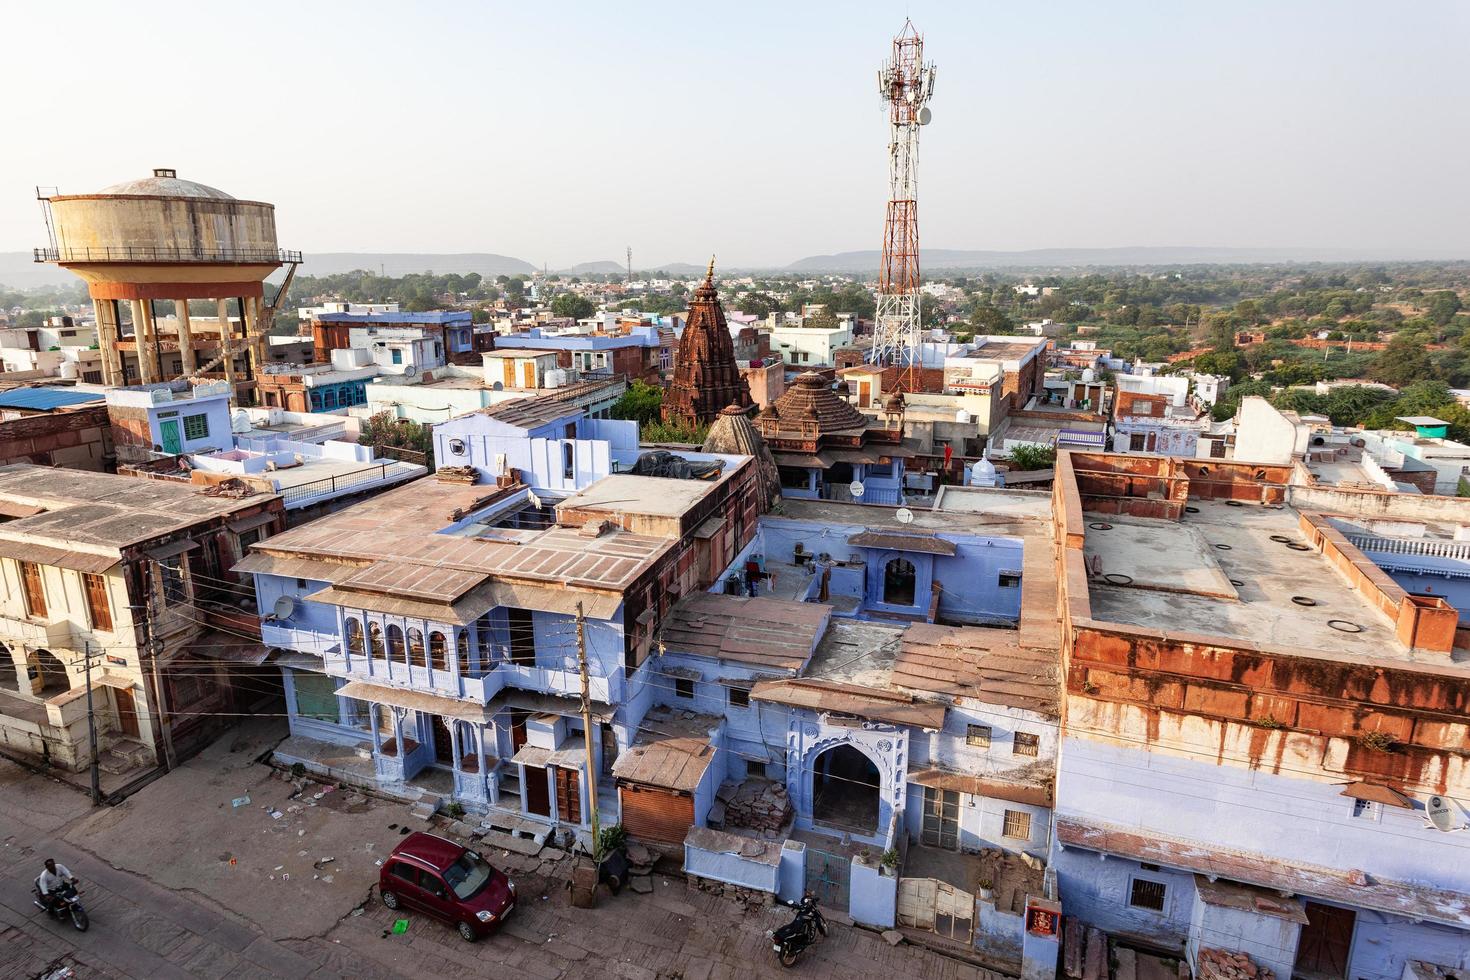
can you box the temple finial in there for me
[706,255,715,280]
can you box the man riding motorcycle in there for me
[36,858,77,916]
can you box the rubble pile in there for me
[717,779,791,835]
[1198,948,1275,980]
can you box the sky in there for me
[2,0,1467,269]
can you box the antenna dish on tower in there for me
[918,107,932,126]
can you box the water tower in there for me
[34,168,301,401]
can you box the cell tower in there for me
[872,20,935,386]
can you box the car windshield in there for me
[442,850,493,900]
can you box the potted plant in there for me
[977,878,994,901]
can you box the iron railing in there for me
[279,463,402,506]
[34,246,302,265]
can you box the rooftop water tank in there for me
[1082,368,1095,383]
[969,457,998,486]
[955,409,971,424]
[58,361,79,380]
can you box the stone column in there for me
[216,299,238,393]
[130,300,155,383]
[369,708,384,755]
[476,724,487,782]
[92,299,119,385]
[243,295,268,379]
[448,718,460,771]
[175,299,196,374]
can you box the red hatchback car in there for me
[379,832,516,941]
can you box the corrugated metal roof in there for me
[847,530,958,557]
[657,593,829,672]
[0,388,104,410]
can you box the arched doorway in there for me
[884,558,917,606]
[0,643,17,692]
[29,649,69,696]
[812,743,880,835]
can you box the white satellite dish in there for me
[896,507,915,525]
[269,595,295,622]
[918,106,933,126]
[1426,795,1463,833]
[850,480,865,498]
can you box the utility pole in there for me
[575,601,601,859]
[82,641,100,805]
[139,569,176,773]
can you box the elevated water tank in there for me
[58,361,79,380]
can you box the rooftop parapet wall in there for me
[1054,450,1470,793]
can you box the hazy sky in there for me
[3,0,1467,268]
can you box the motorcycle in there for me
[34,880,89,932]
[770,893,826,968]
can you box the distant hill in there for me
[0,253,74,290]
[559,260,624,275]
[0,251,536,291]
[299,253,535,277]
[787,246,1470,272]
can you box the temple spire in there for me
[661,254,752,429]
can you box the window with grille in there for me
[182,413,209,440]
[1013,732,1040,756]
[1129,878,1167,911]
[1351,798,1379,819]
[507,608,535,665]
[727,684,751,708]
[20,561,46,618]
[675,677,694,699]
[1002,809,1031,840]
[746,760,766,778]
[966,725,992,748]
[998,571,1022,588]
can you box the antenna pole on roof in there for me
[575,601,602,860]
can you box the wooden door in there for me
[524,765,551,817]
[1295,902,1355,978]
[502,361,515,389]
[921,786,960,849]
[554,766,581,823]
[858,382,871,407]
[510,710,529,750]
[522,362,536,388]
[431,715,454,764]
[114,687,140,738]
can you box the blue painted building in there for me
[240,401,767,845]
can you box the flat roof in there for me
[557,473,720,518]
[1083,501,1457,666]
[476,396,583,428]
[895,622,1060,716]
[0,464,273,551]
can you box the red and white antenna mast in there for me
[873,19,935,387]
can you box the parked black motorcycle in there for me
[770,893,826,968]
[33,880,89,932]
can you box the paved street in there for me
[0,723,1001,979]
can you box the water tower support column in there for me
[217,299,238,392]
[130,300,157,384]
[92,300,121,386]
[175,300,196,374]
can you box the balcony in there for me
[0,614,78,651]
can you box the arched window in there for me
[883,558,917,606]
[368,623,385,660]
[407,628,425,668]
[30,649,69,695]
[457,721,478,771]
[562,442,575,480]
[457,631,471,677]
[386,624,404,663]
[345,617,363,655]
[0,643,17,692]
[429,631,448,671]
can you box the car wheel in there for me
[381,890,399,910]
[458,920,477,943]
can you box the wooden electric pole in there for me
[575,601,601,859]
[83,641,100,805]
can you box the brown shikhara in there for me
[662,263,752,428]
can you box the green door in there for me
[160,418,182,454]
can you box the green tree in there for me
[550,293,595,320]
[358,412,435,469]
[1426,291,1463,327]
[969,305,1014,335]
[805,308,840,331]
[1008,445,1056,471]
[610,380,664,426]
[1369,336,1438,387]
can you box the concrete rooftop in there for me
[1084,499,1466,667]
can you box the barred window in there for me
[966,725,992,748]
[1129,878,1166,911]
[1013,732,1040,757]
[1002,810,1031,840]
[183,413,210,440]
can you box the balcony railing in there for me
[35,246,303,265]
[279,463,405,507]
[0,614,78,650]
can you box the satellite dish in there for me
[896,508,915,525]
[1426,795,1462,832]
[850,480,865,498]
[270,595,295,621]
[918,107,933,126]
